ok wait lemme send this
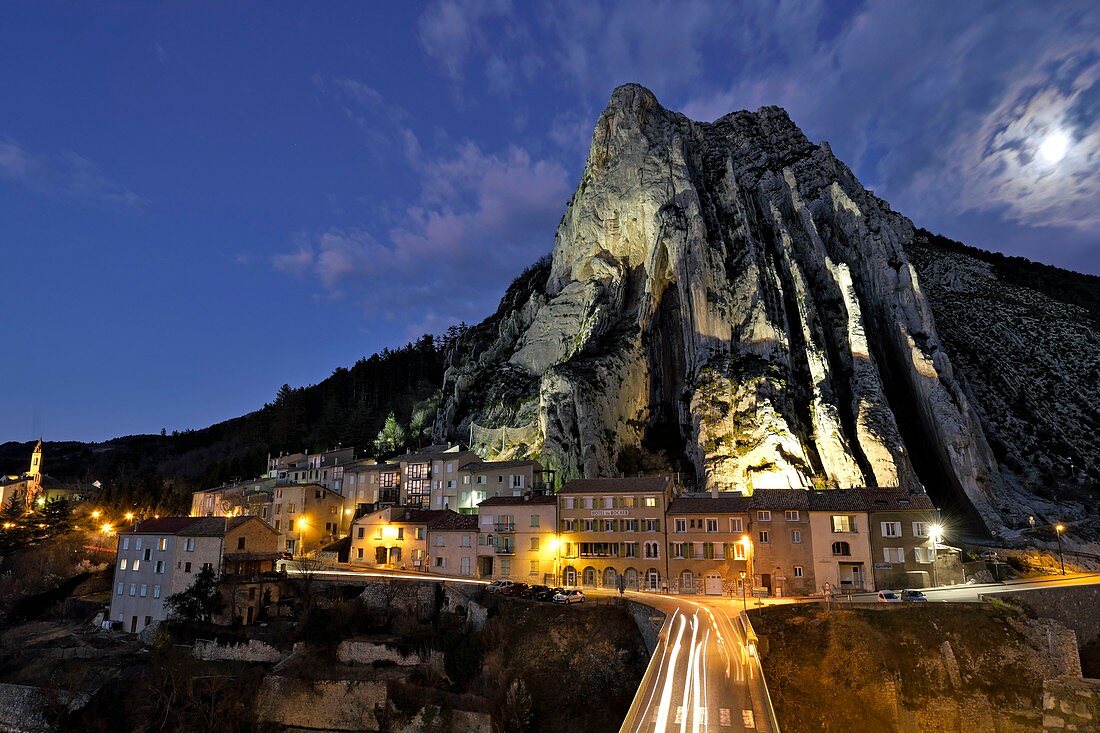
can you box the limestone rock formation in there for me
[434,83,1077,533]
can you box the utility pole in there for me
[739,570,747,611]
[1055,524,1066,575]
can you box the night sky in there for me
[2,1,1098,442]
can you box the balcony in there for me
[495,544,515,555]
[494,522,515,533]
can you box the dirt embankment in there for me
[751,604,1079,733]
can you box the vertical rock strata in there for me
[437,84,1004,527]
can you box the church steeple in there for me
[28,440,43,480]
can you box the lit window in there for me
[831,515,854,533]
[119,558,128,571]
[881,522,901,538]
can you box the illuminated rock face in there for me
[437,84,1004,525]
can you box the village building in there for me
[108,515,280,633]
[426,511,479,577]
[664,495,751,596]
[0,440,83,510]
[744,491,819,597]
[557,476,674,592]
[476,493,558,584]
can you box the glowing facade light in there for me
[297,516,309,531]
[381,524,399,540]
[124,512,135,521]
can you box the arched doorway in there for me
[624,567,639,591]
[582,567,597,587]
[646,569,660,591]
[604,567,619,590]
[704,572,723,595]
[680,570,695,594]
[563,566,577,587]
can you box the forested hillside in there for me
[0,333,455,511]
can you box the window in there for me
[530,537,540,551]
[785,510,800,521]
[445,463,453,473]
[135,538,143,550]
[461,535,471,547]
[831,515,854,533]
[583,497,594,509]
[357,527,365,539]
[563,497,574,509]
[122,537,130,550]
[623,542,638,558]
[500,559,511,576]
[603,497,614,509]
[644,541,659,559]
[529,560,539,575]
[356,548,364,560]
[642,519,660,532]
[883,547,905,563]
[132,560,141,572]
[703,542,715,560]
[705,518,718,533]
[881,522,902,538]
[757,510,771,521]
[141,547,150,561]
[159,538,168,551]
[793,566,804,578]
[119,558,128,571]
[435,535,445,547]
[184,562,192,573]
[831,541,851,556]
[729,518,743,533]
[643,497,657,507]
[139,584,148,598]
[674,518,687,533]
[274,520,281,531]
[914,547,933,563]
[476,475,487,485]
[116,582,124,595]
[237,536,246,550]
[129,584,136,596]
[434,557,445,568]
[288,503,295,513]
[758,530,770,544]
[912,522,930,538]
[460,556,471,575]
[447,480,456,488]
[185,538,195,552]
[155,560,165,574]
[670,542,685,558]
[623,519,638,532]
[530,514,540,528]
[731,542,747,561]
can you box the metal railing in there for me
[494,522,515,532]
[739,611,782,733]
[495,545,515,555]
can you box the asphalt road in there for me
[619,591,772,733]
[844,571,1100,603]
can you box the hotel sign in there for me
[591,509,630,517]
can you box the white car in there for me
[553,589,586,604]
[876,590,902,603]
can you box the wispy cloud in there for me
[0,138,145,209]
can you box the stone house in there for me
[476,493,558,584]
[665,496,751,595]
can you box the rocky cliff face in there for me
[434,83,1092,533]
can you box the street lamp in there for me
[91,510,101,521]
[929,523,943,587]
[739,570,747,611]
[297,516,309,556]
[1054,524,1066,575]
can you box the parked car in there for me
[876,590,902,603]
[979,550,999,561]
[278,551,294,561]
[501,582,530,597]
[901,589,928,602]
[486,581,514,594]
[536,586,564,602]
[523,584,550,599]
[553,589,586,604]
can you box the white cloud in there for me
[0,138,145,209]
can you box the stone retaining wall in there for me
[192,638,288,664]
[1043,676,1100,732]
[253,675,387,731]
[625,600,666,656]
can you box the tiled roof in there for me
[745,489,812,510]
[460,460,544,472]
[809,488,936,512]
[132,515,274,537]
[558,476,673,494]
[428,511,478,531]
[667,496,752,514]
[478,493,557,507]
[400,446,473,462]
[391,509,449,525]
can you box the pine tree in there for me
[165,565,224,622]
[374,412,407,457]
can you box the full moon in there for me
[1038,130,1069,164]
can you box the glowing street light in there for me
[296,516,309,556]
[100,522,113,535]
[1054,524,1066,575]
[91,510,101,520]
[928,523,944,587]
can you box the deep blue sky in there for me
[2,1,1098,442]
